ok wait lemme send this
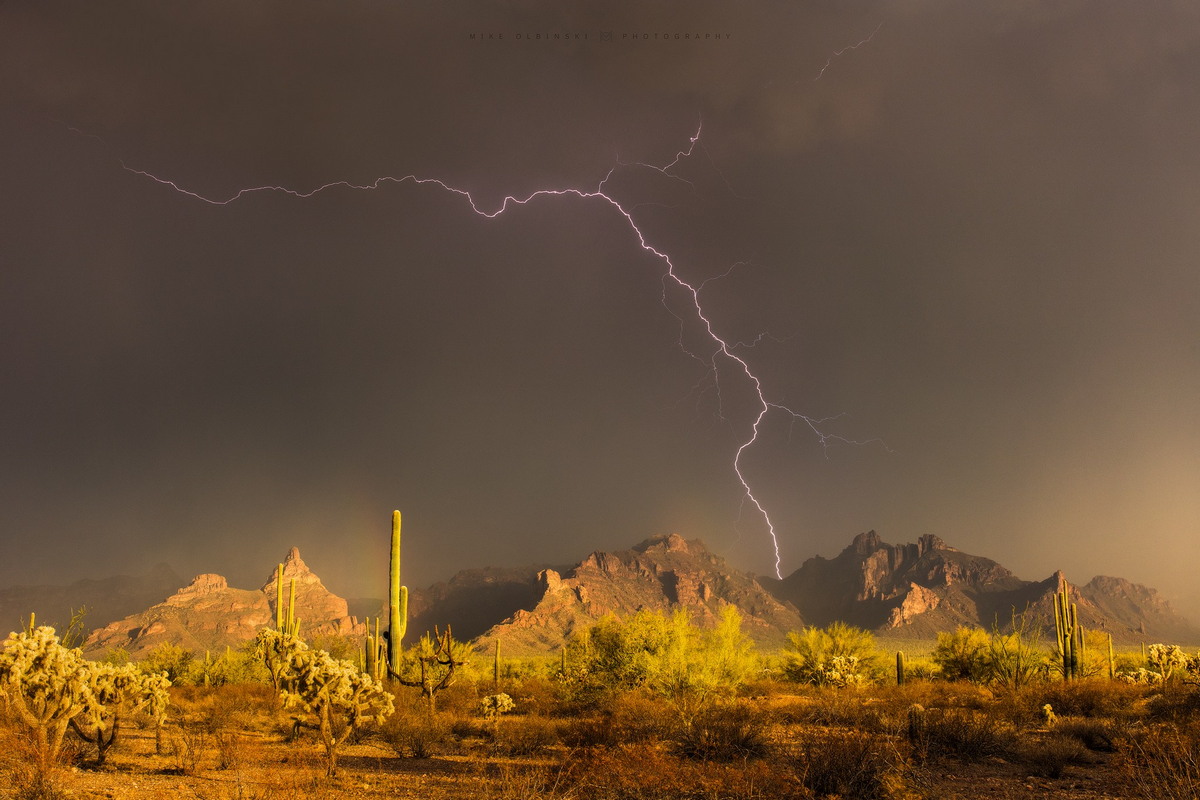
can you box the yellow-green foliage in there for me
[782,621,879,686]
[564,607,758,709]
[931,627,991,681]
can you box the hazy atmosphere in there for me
[2,2,1197,615]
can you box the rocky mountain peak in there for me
[164,573,228,605]
[632,533,695,555]
[260,547,324,593]
[85,548,364,657]
[851,530,884,554]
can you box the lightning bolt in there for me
[117,124,877,578]
[814,22,882,80]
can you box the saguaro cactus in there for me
[387,510,408,677]
[273,564,300,636]
[1054,579,1084,680]
[896,650,906,686]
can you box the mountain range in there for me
[0,532,1192,658]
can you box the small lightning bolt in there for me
[117,124,877,578]
[814,22,882,81]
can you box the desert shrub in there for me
[506,674,562,717]
[1032,678,1146,720]
[672,702,770,762]
[1120,722,1200,800]
[168,719,210,774]
[190,646,269,687]
[495,714,561,756]
[139,642,196,685]
[1146,687,1200,722]
[1016,733,1090,778]
[560,691,671,748]
[784,687,886,731]
[379,703,454,758]
[1054,716,1119,752]
[931,627,990,682]
[792,729,909,800]
[480,761,574,800]
[563,608,759,722]
[908,707,1017,763]
[985,623,1047,689]
[567,742,808,800]
[782,622,880,686]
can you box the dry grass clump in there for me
[494,713,561,756]
[1029,678,1148,720]
[566,743,808,800]
[1053,716,1120,752]
[672,703,770,762]
[907,707,1018,763]
[559,691,671,748]
[1015,733,1091,778]
[791,729,912,800]
[1119,721,1200,800]
[376,700,455,758]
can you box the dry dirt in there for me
[40,724,1140,800]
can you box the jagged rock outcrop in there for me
[764,531,1198,643]
[464,533,803,655]
[83,548,364,657]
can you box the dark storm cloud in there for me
[1,2,1197,615]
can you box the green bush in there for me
[931,627,990,682]
[782,622,880,686]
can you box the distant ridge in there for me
[6,530,1193,657]
[0,563,183,639]
[762,531,1198,644]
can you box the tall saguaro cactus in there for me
[387,509,408,677]
[274,563,300,637]
[1054,579,1084,680]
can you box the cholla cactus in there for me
[818,656,867,688]
[1184,652,1200,686]
[254,627,308,691]
[1116,667,1163,685]
[277,647,394,775]
[0,625,101,773]
[1147,644,1187,681]
[1147,643,1188,697]
[1042,704,1057,726]
[479,693,515,720]
[70,662,172,765]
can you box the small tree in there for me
[782,622,878,685]
[931,627,990,682]
[0,625,101,776]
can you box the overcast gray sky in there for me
[2,1,1198,616]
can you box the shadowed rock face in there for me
[762,532,1198,643]
[83,548,364,657]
